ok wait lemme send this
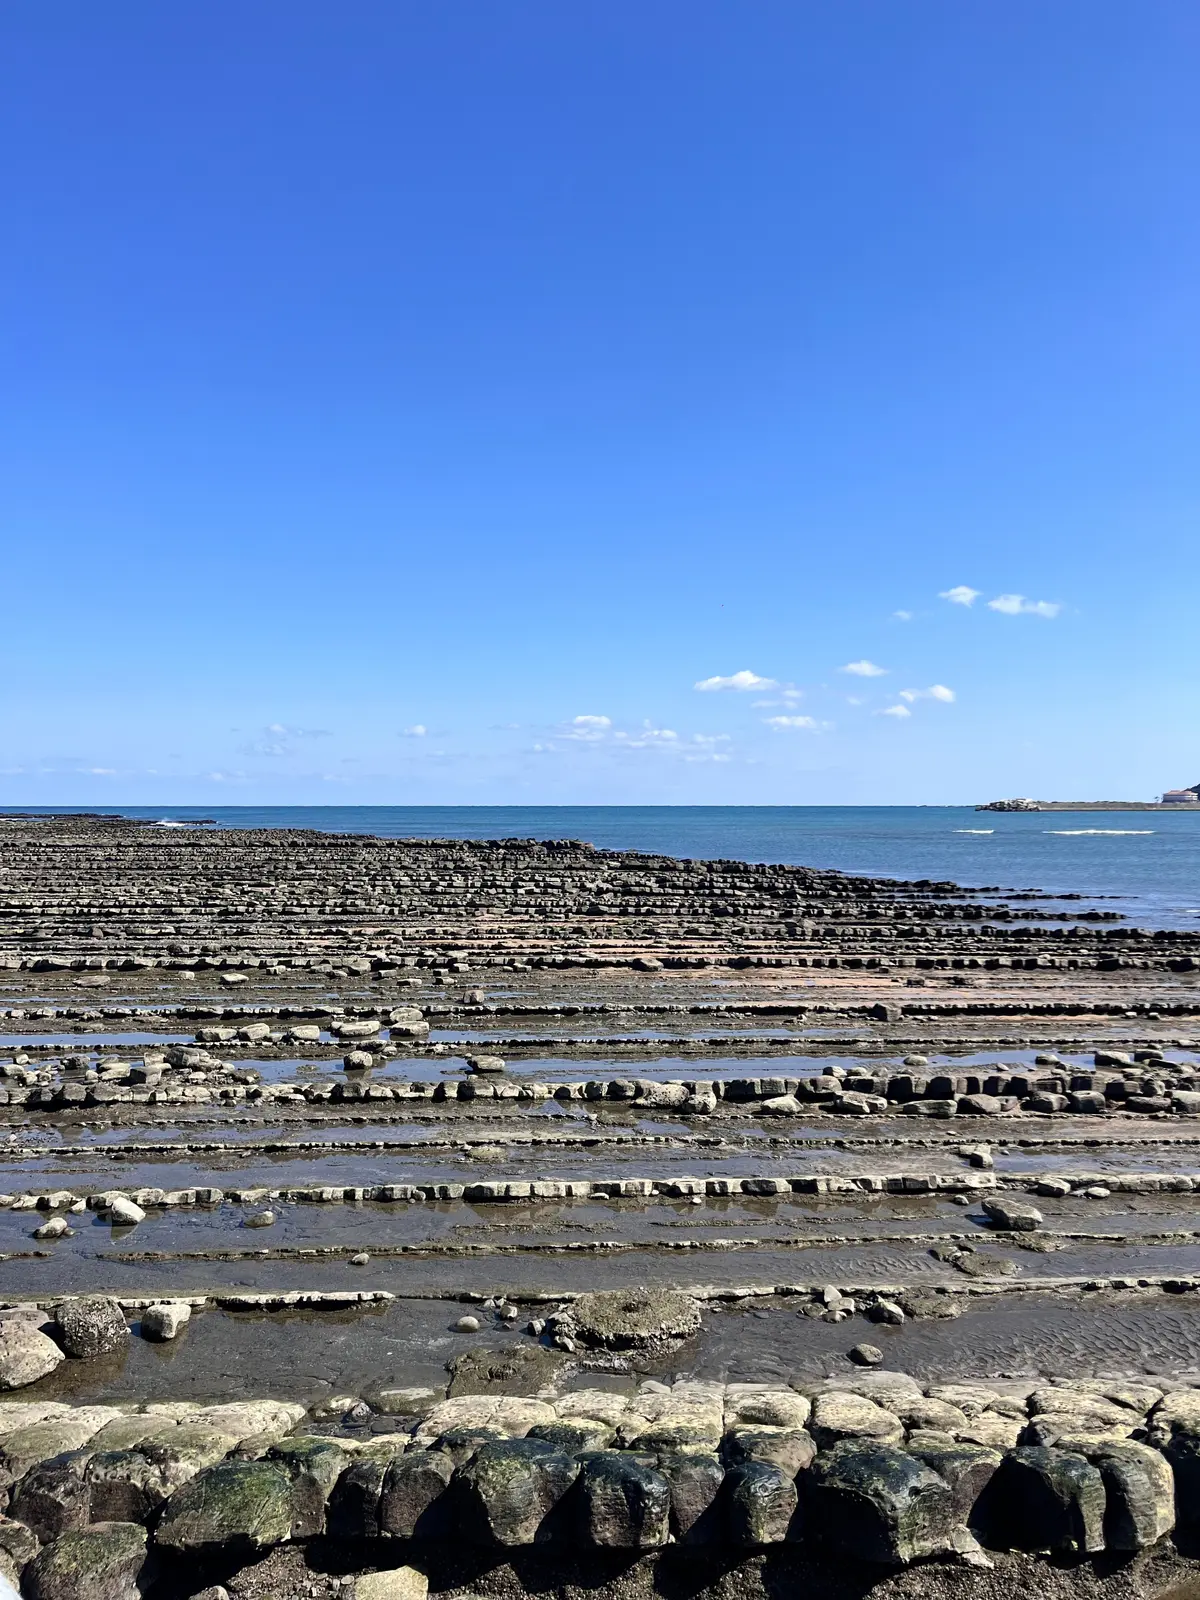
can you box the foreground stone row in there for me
[6,1365,1200,1594]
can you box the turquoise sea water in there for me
[6,805,1200,929]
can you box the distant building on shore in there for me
[1163,786,1200,804]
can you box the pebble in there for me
[849,1343,884,1366]
[455,1315,481,1333]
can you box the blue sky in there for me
[2,2,1197,805]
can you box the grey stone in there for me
[808,1441,958,1565]
[85,1438,224,1526]
[657,1451,725,1544]
[868,1300,905,1326]
[958,1095,1004,1116]
[526,1421,614,1454]
[139,1303,190,1342]
[981,1198,1043,1232]
[328,1456,393,1540]
[467,1056,506,1075]
[378,1448,454,1539]
[54,1298,127,1359]
[9,1450,93,1541]
[576,1451,670,1547]
[1088,1440,1175,1550]
[906,1440,1001,1523]
[0,1323,63,1390]
[569,1289,701,1349]
[0,1514,38,1573]
[355,1571,428,1600]
[991,1447,1106,1555]
[809,1392,904,1448]
[265,1437,349,1540]
[724,1460,799,1546]
[849,1344,884,1367]
[458,1438,578,1546]
[722,1427,815,1476]
[22,1522,148,1600]
[154,1460,294,1554]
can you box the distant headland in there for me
[978,786,1200,812]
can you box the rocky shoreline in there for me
[1,1304,1200,1598]
[0,813,1198,1596]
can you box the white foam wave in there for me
[1045,829,1154,836]
[955,829,994,834]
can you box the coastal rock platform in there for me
[0,813,1197,1595]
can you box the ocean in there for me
[5,805,1200,930]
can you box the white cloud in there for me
[562,714,613,742]
[840,660,887,677]
[243,722,332,757]
[763,715,827,731]
[694,670,778,692]
[878,704,912,718]
[614,723,679,747]
[893,610,913,622]
[939,585,981,607]
[899,684,956,704]
[987,594,1061,618]
[85,767,116,775]
[400,724,427,737]
[691,733,731,745]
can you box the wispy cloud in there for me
[899,684,956,704]
[939,585,981,607]
[763,714,828,731]
[840,660,887,677]
[614,723,678,747]
[242,722,332,757]
[562,714,613,741]
[265,722,331,739]
[400,724,427,737]
[987,594,1061,618]
[694,669,778,692]
[877,704,912,719]
[893,610,913,622]
[535,719,732,762]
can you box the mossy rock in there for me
[154,1459,294,1554]
[23,1521,147,1600]
[570,1289,701,1349]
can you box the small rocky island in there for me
[980,789,1200,811]
[0,813,1198,1598]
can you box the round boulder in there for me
[569,1289,702,1350]
[0,1320,64,1389]
[23,1522,148,1600]
[55,1296,128,1359]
